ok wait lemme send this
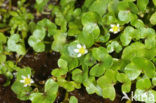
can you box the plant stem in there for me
[0,27,10,32]
[62,91,69,103]
[16,48,30,64]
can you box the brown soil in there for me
[0,52,123,103]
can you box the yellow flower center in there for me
[79,47,85,54]
[112,26,119,32]
[24,78,31,85]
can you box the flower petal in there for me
[22,76,26,79]
[110,24,114,27]
[20,80,24,83]
[31,80,34,83]
[117,24,120,27]
[85,49,88,54]
[83,45,86,49]
[77,44,82,48]
[24,84,27,87]
[74,49,79,53]
[109,29,113,32]
[28,75,30,78]
[114,31,118,34]
[77,53,82,57]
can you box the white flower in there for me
[20,75,34,87]
[74,44,88,57]
[109,24,120,34]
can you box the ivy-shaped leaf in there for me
[7,34,26,55]
[30,79,59,103]
[116,73,131,93]
[107,41,122,53]
[11,67,32,100]
[69,96,78,103]
[72,69,83,83]
[136,77,151,90]
[137,0,149,11]
[89,0,110,17]
[122,42,156,61]
[28,28,46,52]
[132,57,155,78]
[97,70,117,101]
[124,63,142,81]
[91,47,113,76]
[51,31,67,52]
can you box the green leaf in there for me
[28,36,36,47]
[122,81,131,93]
[33,42,45,52]
[0,54,6,64]
[132,57,155,78]
[0,33,7,43]
[35,0,49,12]
[7,34,26,55]
[97,70,117,100]
[118,10,132,23]
[68,21,82,36]
[28,28,46,52]
[92,47,112,62]
[102,85,115,101]
[90,63,106,77]
[150,12,156,25]
[122,42,156,61]
[136,77,151,90]
[120,26,136,46]
[82,53,96,67]
[83,23,100,40]
[82,0,94,10]
[137,0,149,11]
[116,73,131,93]
[83,77,102,95]
[57,77,81,92]
[72,69,83,83]
[30,93,49,103]
[52,31,67,52]
[52,68,67,77]
[30,79,58,103]
[152,76,156,86]
[81,11,99,25]
[37,19,57,36]
[78,32,94,48]
[128,2,139,14]
[124,63,141,80]
[107,41,122,53]
[61,55,79,71]
[44,79,59,101]
[69,96,78,103]
[116,73,129,83]
[89,0,110,16]
[153,0,156,6]
[91,47,113,74]
[33,28,46,40]
[58,59,68,69]
[130,19,144,28]
[11,67,32,100]
[97,33,110,43]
